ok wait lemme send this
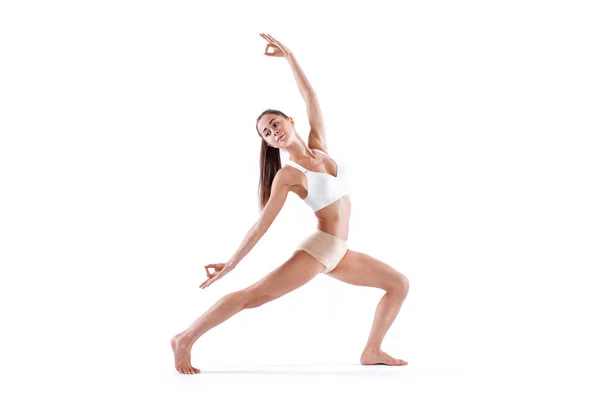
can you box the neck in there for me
[285,136,316,162]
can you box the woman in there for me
[171,33,410,374]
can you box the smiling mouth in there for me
[279,133,286,142]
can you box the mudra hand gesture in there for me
[260,33,292,58]
[200,263,235,289]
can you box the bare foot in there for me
[360,348,408,366]
[171,333,200,374]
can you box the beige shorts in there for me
[296,229,348,273]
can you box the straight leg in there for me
[171,250,325,374]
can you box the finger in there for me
[268,36,288,51]
[267,34,283,46]
[203,270,222,288]
[265,47,281,57]
[265,43,279,53]
[200,277,210,288]
[260,33,274,44]
[204,274,216,285]
[266,35,280,47]
[205,274,221,289]
[205,264,219,272]
[206,274,219,287]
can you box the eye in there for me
[265,121,278,137]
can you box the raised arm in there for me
[286,54,327,153]
[260,33,328,153]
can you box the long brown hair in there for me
[256,109,288,211]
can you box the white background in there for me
[1,0,599,398]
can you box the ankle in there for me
[174,332,194,348]
[362,345,382,354]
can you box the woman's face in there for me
[257,114,293,148]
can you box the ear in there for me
[289,117,295,125]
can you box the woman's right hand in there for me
[200,262,235,289]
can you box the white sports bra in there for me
[285,149,350,212]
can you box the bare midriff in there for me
[314,195,351,240]
[289,180,351,241]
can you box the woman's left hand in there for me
[260,33,293,58]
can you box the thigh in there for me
[326,249,408,293]
[245,250,325,300]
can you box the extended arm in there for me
[226,171,292,268]
[285,53,327,152]
[286,53,316,100]
[260,33,327,152]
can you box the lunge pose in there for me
[171,33,409,374]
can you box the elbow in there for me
[301,88,317,101]
[305,90,317,100]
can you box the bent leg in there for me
[171,250,324,374]
[326,249,409,366]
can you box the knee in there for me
[389,273,409,299]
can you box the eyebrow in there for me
[262,118,276,134]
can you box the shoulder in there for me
[274,164,306,195]
[274,165,299,187]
